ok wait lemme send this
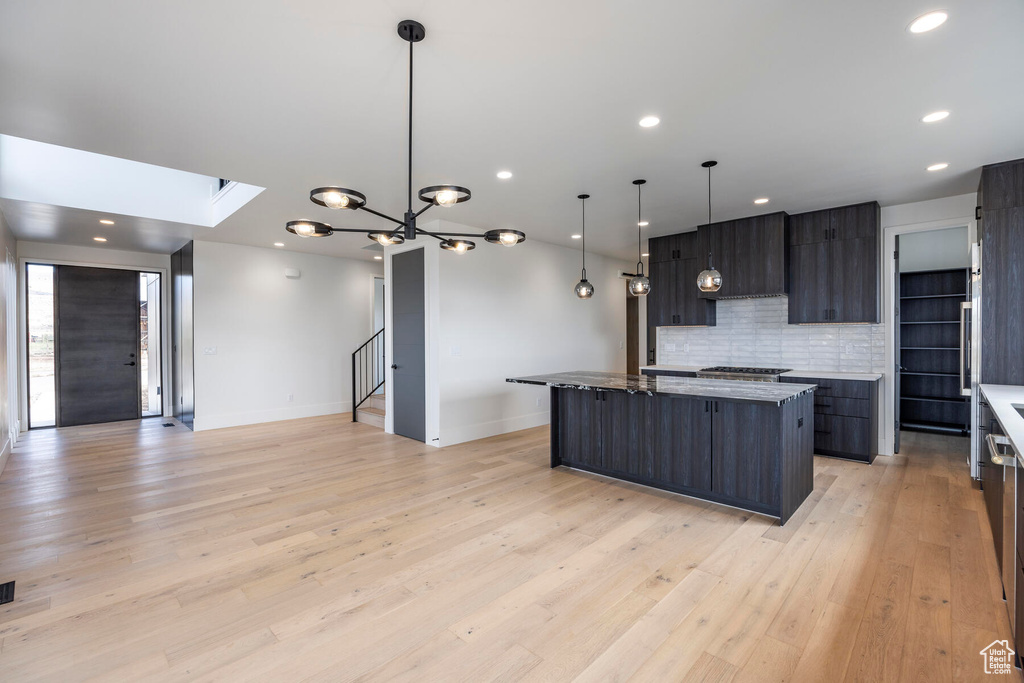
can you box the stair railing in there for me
[352,328,385,421]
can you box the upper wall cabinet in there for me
[647,231,716,327]
[696,212,789,299]
[979,159,1024,385]
[788,201,880,324]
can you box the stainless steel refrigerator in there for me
[968,241,983,479]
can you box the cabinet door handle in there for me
[705,401,710,412]
[823,308,828,321]
[832,227,836,239]
[824,228,828,240]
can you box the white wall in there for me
[898,226,970,273]
[16,240,173,425]
[0,210,17,478]
[423,219,631,447]
[192,241,382,431]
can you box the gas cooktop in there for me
[696,366,793,382]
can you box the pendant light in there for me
[574,194,594,299]
[696,160,723,293]
[628,179,650,296]
[285,20,526,253]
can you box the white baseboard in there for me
[439,410,549,448]
[0,437,10,479]
[193,401,351,432]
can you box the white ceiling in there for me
[0,1,1022,262]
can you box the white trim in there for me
[18,256,173,431]
[440,410,549,447]
[882,215,974,455]
[0,436,10,478]
[193,400,350,432]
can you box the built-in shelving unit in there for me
[898,268,969,435]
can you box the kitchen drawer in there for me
[785,376,871,400]
[813,396,872,419]
[813,414,872,460]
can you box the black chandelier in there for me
[286,20,526,253]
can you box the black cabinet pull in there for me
[705,401,709,412]
[714,402,719,413]
[823,308,828,321]
[824,228,828,240]
[832,227,836,239]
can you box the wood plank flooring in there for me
[0,416,1017,681]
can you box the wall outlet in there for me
[536,397,542,407]
[203,346,217,355]
[286,393,293,402]
[665,342,677,352]
[619,341,624,350]
[683,343,690,353]
[846,343,853,355]
[449,345,462,357]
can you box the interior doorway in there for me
[26,264,164,428]
[626,281,639,374]
[886,224,971,454]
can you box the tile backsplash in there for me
[656,297,885,373]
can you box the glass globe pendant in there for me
[697,253,723,293]
[629,179,650,297]
[574,194,595,299]
[696,160,724,293]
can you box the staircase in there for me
[353,328,385,429]
[356,390,386,428]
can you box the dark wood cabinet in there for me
[697,213,788,299]
[788,202,880,324]
[647,396,712,490]
[979,159,1024,386]
[646,232,716,327]
[711,401,780,508]
[550,386,812,522]
[781,375,879,462]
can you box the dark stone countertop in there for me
[507,371,816,406]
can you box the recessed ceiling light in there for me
[754,198,770,205]
[927,162,949,171]
[93,237,107,242]
[496,170,512,180]
[908,11,947,33]
[571,234,582,239]
[638,115,660,128]
[638,221,649,227]
[921,110,950,123]
[99,219,114,225]
[374,255,383,260]
[273,242,284,247]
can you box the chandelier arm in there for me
[356,205,406,226]
[428,231,488,239]
[413,203,434,219]
[413,228,448,242]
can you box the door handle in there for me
[124,361,136,366]
[390,364,398,369]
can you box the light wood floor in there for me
[0,416,1017,681]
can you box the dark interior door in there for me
[392,249,425,442]
[56,266,140,426]
[893,235,901,454]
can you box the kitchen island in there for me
[507,371,816,524]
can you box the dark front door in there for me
[391,249,425,442]
[56,266,141,426]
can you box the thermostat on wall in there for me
[284,268,301,279]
